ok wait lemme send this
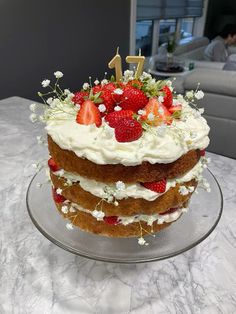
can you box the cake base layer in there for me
[48,135,201,183]
[54,202,173,237]
[50,171,197,216]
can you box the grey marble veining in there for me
[0,97,236,314]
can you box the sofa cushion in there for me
[184,68,236,97]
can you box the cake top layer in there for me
[37,69,210,166]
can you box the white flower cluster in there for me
[179,185,195,196]
[186,89,204,100]
[123,70,134,82]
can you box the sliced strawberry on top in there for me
[159,207,179,215]
[72,91,89,105]
[52,187,66,203]
[105,110,134,128]
[103,216,120,225]
[168,104,182,113]
[115,117,143,142]
[141,178,167,193]
[119,86,148,112]
[141,98,172,126]
[161,85,173,108]
[48,158,60,172]
[76,100,102,127]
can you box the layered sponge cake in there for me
[39,70,210,243]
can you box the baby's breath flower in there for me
[147,113,155,121]
[179,186,189,196]
[114,105,122,111]
[195,90,204,100]
[138,109,146,115]
[56,188,63,195]
[158,107,164,115]
[46,97,53,105]
[54,71,63,79]
[61,206,69,214]
[36,135,43,144]
[158,96,164,103]
[98,104,106,113]
[116,181,125,191]
[101,79,108,86]
[138,237,149,246]
[29,113,37,123]
[29,103,37,112]
[66,223,74,230]
[64,89,70,95]
[83,82,90,90]
[114,88,123,95]
[186,91,194,99]
[94,79,100,85]
[41,79,50,88]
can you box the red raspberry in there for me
[48,158,61,172]
[141,178,167,193]
[115,117,143,142]
[103,216,120,225]
[52,188,66,203]
[72,91,89,105]
[119,86,148,112]
[105,110,134,128]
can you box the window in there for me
[159,19,177,46]
[180,18,194,39]
[135,20,153,56]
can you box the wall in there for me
[0,0,131,100]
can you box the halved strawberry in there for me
[141,98,172,125]
[161,86,173,108]
[115,117,143,142]
[119,86,148,112]
[76,100,102,127]
[72,91,89,105]
[48,158,60,172]
[169,104,182,114]
[141,178,167,193]
[52,187,66,203]
[159,207,178,215]
[103,216,120,225]
[105,110,134,128]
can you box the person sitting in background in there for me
[204,24,236,62]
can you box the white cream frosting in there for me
[68,202,187,226]
[53,160,203,201]
[46,104,210,166]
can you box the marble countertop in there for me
[1,97,236,314]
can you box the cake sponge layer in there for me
[48,135,201,184]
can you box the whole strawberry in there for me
[105,110,134,128]
[48,158,60,172]
[72,91,89,105]
[115,117,143,142]
[161,86,173,108]
[119,86,148,112]
[141,178,167,193]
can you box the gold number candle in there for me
[126,50,145,78]
[108,47,123,82]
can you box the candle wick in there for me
[116,47,120,55]
[139,48,141,56]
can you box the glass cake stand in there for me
[26,169,223,263]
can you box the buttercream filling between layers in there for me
[53,160,203,201]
